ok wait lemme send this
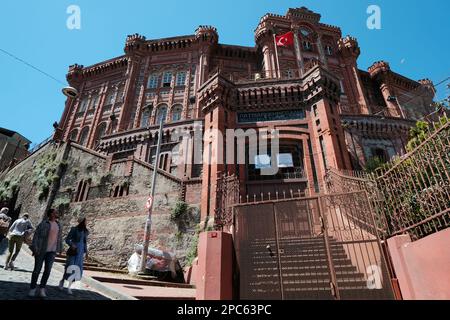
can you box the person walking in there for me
[4,213,34,270]
[59,216,89,295]
[29,208,63,298]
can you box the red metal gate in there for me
[233,191,394,300]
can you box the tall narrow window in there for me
[319,136,328,169]
[162,72,172,87]
[171,105,182,122]
[79,127,90,146]
[176,71,186,86]
[94,122,107,147]
[106,91,116,105]
[141,105,152,127]
[147,74,159,89]
[156,104,168,124]
[90,95,100,109]
[69,129,78,141]
[79,99,88,112]
[325,45,333,56]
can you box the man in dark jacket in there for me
[28,208,63,298]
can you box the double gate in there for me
[233,191,394,300]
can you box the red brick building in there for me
[58,7,435,209]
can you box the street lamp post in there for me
[139,120,164,273]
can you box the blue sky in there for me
[0,0,449,145]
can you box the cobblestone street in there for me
[0,239,110,300]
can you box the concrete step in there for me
[250,237,337,243]
[249,278,368,289]
[91,275,195,289]
[251,271,367,283]
[249,257,353,266]
[252,264,357,273]
[249,247,348,256]
[250,252,350,260]
[83,265,128,274]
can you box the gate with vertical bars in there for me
[233,191,394,300]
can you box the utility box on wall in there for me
[196,231,233,300]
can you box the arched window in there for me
[155,104,168,124]
[140,105,152,127]
[325,45,333,56]
[147,74,159,89]
[303,41,312,51]
[94,122,107,147]
[171,104,183,122]
[69,129,79,142]
[176,71,186,86]
[73,179,90,202]
[162,72,172,87]
[79,127,90,146]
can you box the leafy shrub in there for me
[170,201,188,221]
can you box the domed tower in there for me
[337,36,370,114]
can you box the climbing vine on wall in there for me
[0,174,24,202]
[31,151,67,201]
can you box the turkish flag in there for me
[275,31,294,47]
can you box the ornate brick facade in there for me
[58,7,435,221]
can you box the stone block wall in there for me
[0,141,200,268]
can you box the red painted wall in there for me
[387,228,450,300]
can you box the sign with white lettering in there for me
[237,109,305,123]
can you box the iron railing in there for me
[325,118,450,241]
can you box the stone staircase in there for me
[242,237,392,300]
[54,254,196,300]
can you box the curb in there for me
[22,246,137,300]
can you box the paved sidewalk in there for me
[0,239,110,300]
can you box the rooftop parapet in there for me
[195,25,219,43]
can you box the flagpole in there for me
[273,33,281,79]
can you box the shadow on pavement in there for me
[0,266,33,273]
[0,280,111,300]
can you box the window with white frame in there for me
[325,45,333,56]
[162,72,172,87]
[147,74,159,89]
[176,71,186,86]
